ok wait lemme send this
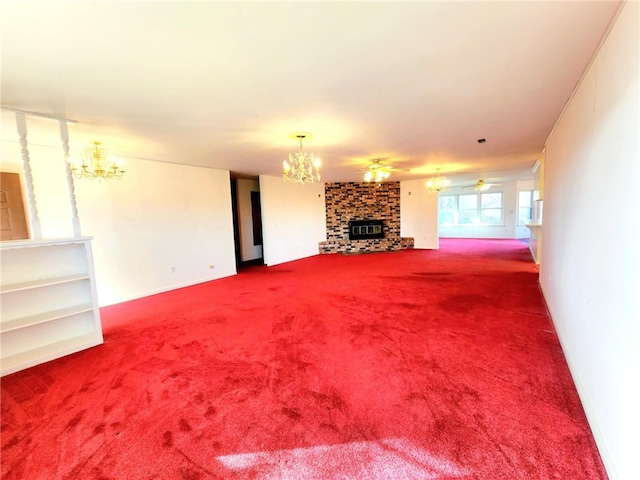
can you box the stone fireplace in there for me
[319,182,414,254]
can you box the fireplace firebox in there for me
[349,219,384,240]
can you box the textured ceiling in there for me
[0,1,621,185]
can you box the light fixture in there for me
[426,168,450,193]
[69,141,125,180]
[474,179,490,191]
[364,160,392,183]
[282,132,321,184]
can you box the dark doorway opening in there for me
[230,178,242,270]
[251,191,263,246]
[230,175,264,271]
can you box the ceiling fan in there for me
[462,179,502,191]
[363,159,394,182]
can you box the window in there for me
[439,192,503,226]
[518,190,540,225]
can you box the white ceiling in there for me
[1,1,621,185]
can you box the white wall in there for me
[541,3,639,479]
[400,179,439,249]
[236,178,263,262]
[259,175,326,266]
[74,159,237,306]
[438,181,519,239]
[1,112,237,306]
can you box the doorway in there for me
[230,175,264,270]
[1,172,29,241]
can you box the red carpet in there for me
[1,239,607,479]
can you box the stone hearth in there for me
[319,237,414,254]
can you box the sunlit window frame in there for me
[517,189,541,225]
[438,191,504,226]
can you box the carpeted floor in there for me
[1,239,607,479]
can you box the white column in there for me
[15,112,42,239]
[59,120,82,237]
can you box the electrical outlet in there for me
[209,264,215,269]
[170,266,175,273]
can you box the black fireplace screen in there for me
[348,220,384,240]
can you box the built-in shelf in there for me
[1,273,90,294]
[523,221,542,227]
[523,222,542,265]
[0,332,100,377]
[1,304,94,333]
[1,237,103,376]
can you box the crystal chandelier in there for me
[426,168,450,193]
[282,132,321,184]
[69,141,125,180]
[364,160,392,183]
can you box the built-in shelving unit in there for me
[524,221,542,265]
[1,237,103,376]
